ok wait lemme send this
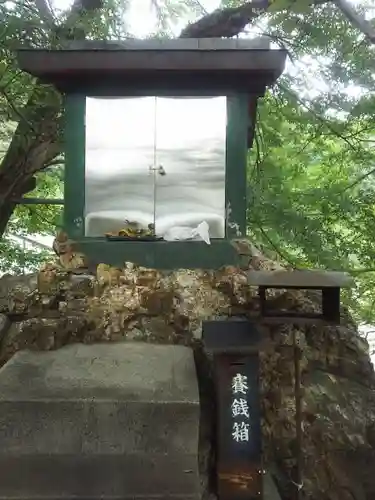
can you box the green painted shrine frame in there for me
[16,39,287,269]
[64,93,250,269]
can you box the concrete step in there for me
[0,343,201,500]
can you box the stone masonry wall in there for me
[0,241,374,500]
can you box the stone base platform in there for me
[0,342,201,499]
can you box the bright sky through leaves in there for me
[52,0,221,36]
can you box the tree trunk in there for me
[0,0,100,239]
[0,88,61,237]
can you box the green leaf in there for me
[267,0,293,12]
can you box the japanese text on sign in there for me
[231,373,250,442]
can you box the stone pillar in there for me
[0,343,201,500]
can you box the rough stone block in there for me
[0,342,201,499]
[264,472,282,500]
[0,314,10,343]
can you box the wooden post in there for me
[292,330,303,500]
[203,320,263,500]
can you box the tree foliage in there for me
[0,0,374,322]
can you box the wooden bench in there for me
[247,270,354,324]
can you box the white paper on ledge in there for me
[162,221,211,245]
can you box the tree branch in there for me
[180,0,375,45]
[334,0,375,44]
[0,88,37,134]
[72,0,104,13]
[0,0,104,239]
[339,166,375,194]
[180,0,270,38]
[344,268,375,275]
[34,0,55,27]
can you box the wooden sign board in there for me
[203,320,263,500]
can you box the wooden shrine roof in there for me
[16,37,287,96]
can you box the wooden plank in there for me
[51,38,272,52]
[202,320,264,353]
[202,321,263,499]
[59,38,271,51]
[226,94,249,238]
[18,50,284,72]
[252,316,337,326]
[76,239,240,270]
[18,36,280,53]
[64,94,86,240]
[45,77,270,97]
[16,48,286,88]
[216,354,262,500]
[12,198,64,205]
[247,270,353,288]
